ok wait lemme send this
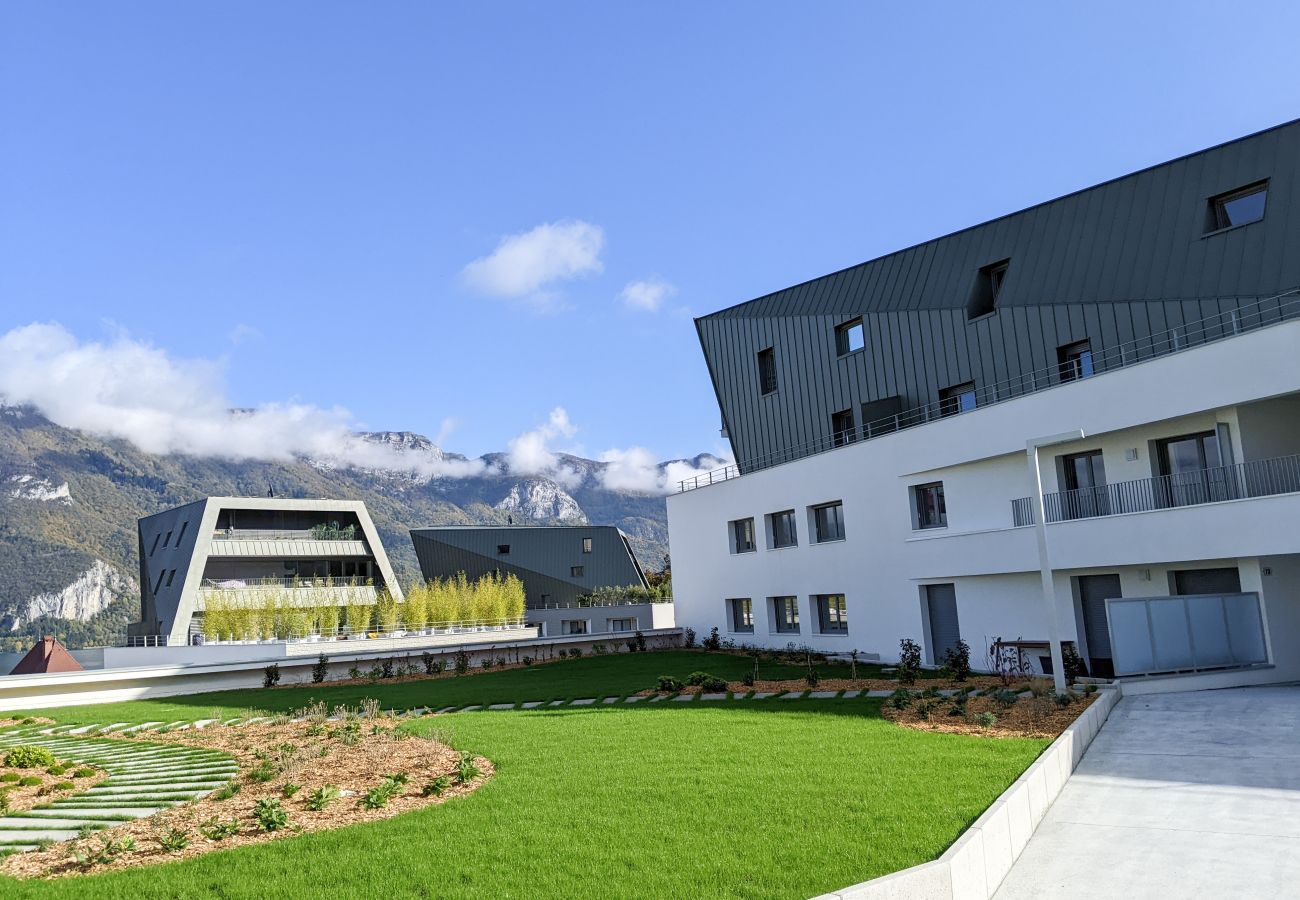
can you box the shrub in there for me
[305,784,339,811]
[422,775,452,797]
[47,764,66,776]
[993,689,1020,709]
[702,627,721,651]
[897,639,923,685]
[381,657,395,679]
[888,688,913,710]
[657,675,683,692]
[592,643,607,655]
[480,656,495,670]
[53,780,75,791]
[1062,643,1086,683]
[453,649,470,675]
[943,639,972,682]
[360,776,404,810]
[683,626,697,648]
[915,699,938,721]
[741,672,755,687]
[199,816,241,840]
[19,776,41,787]
[280,782,302,799]
[569,647,583,659]
[247,762,276,783]
[700,675,727,692]
[1084,683,1098,695]
[557,648,568,660]
[975,711,998,728]
[263,664,281,688]
[0,773,19,782]
[521,655,534,667]
[686,671,709,686]
[211,782,241,801]
[625,638,637,653]
[348,667,362,680]
[367,665,383,680]
[0,790,8,814]
[421,652,442,675]
[456,752,481,784]
[634,631,647,652]
[947,698,967,717]
[159,828,189,852]
[804,669,820,688]
[78,834,136,867]
[4,746,56,769]
[253,797,288,831]
[312,654,330,684]
[1053,692,1075,708]
[1027,678,1053,698]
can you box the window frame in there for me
[831,408,856,447]
[727,597,755,634]
[834,318,865,356]
[811,501,846,543]
[729,517,757,554]
[912,481,947,530]
[767,509,798,549]
[757,347,778,395]
[562,619,589,636]
[771,596,800,634]
[570,565,585,578]
[1057,339,1095,382]
[497,544,511,555]
[815,594,848,635]
[1205,180,1268,234]
[938,381,977,417]
[582,537,593,554]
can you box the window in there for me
[967,259,1010,319]
[497,544,511,555]
[163,530,173,548]
[1058,339,1094,382]
[1059,450,1108,519]
[730,517,756,554]
[150,534,161,556]
[771,596,800,633]
[153,571,166,594]
[835,318,865,355]
[757,347,778,395]
[582,537,593,553]
[912,482,947,529]
[831,408,856,447]
[165,569,176,588]
[767,510,797,548]
[570,565,585,578]
[938,381,977,417]
[175,522,188,546]
[1206,181,1267,232]
[811,501,845,543]
[815,594,848,634]
[540,593,552,605]
[562,619,588,635]
[727,598,754,633]
[609,617,635,633]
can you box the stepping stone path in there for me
[808,691,839,699]
[487,704,515,711]
[751,692,776,699]
[0,723,237,858]
[570,699,596,706]
[700,693,727,701]
[520,701,544,709]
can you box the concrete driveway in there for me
[994,685,1300,899]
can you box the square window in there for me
[831,408,856,447]
[767,510,797,549]
[938,381,977,417]
[815,594,848,634]
[730,517,756,553]
[609,617,635,633]
[811,502,845,543]
[727,598,754,633]
[1207,181,1267,232]
[835,318,865,355]
[757,347,778,395]
[771,596,800,633]
[562,619,588,635]
[570,565,585,578]
[1058,339,1094,382]
[912,482,947,529]
[497,544,511,555]
[582,537,593,553]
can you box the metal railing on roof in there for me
[1012,451,1300,526]
[677,288,1300,492]
[212,527,363,542]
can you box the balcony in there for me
[207,527,370,558]
[1012,452,1300,526]
[196,577,379,609]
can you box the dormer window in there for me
[835,318,865,355]
[967,259,1010,320]
[1206,181,1267,233]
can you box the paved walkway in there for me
[995,685,1300,899]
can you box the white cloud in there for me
[462,220,604,309]
[0,323,486,480]
[505,407,583,488]
[598,447,733,495]
[619,277,676,313]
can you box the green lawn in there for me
[12,651,842,725]
[1,653,1047,898]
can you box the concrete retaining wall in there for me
[816,684,1123,900]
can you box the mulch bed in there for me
[882,691,1098,739]
[0,763,107,815]
[2,712,491,880]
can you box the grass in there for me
[0,652,1048,898]
[10,651,840,725]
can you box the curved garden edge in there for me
[0,714,494,880]
[815,682,1124,900]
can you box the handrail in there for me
[1011,451,1300,525]
[212,527,364,542]
[679,287,1300,492]
[126,617,530,648]
[529,597,673,609]
[200,577,376,590]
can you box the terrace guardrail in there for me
[124,617,529,648]
[1011,452,1300,526]
[200,576,376,590]
[212,527,363,542]
[678,287,1300,492]
[530,597,673,609]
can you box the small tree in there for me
[311,654,329,684]
[1061,642,1086,683]
[263,664,281,688]
[897,639,923,685]
[683,627,697,649]
[702,626,721,651]
[943,639,972,682]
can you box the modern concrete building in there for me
[128,497,403,646]
[668,119,1300,691]
[410,525,672,636]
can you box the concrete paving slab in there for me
[548,700,566,707]
[436,707,456,714]
[27,807,161,819]
[521,701,544,709]
[808,691,838,699]
[672,694,696,702]
[487,704,515,711]
[622,697,643,704]
[700,693,727,701]
[0,829,82,842]
[602,697,619,704]
[570,699,596,706]
[0,817,110,830]
[647,695,665,703]
[192,719,218,729]
[778,692,805,699]
[459,705,481,712]
[842,689,861,698]
[996,685,1300,899]
[866,690,894,697]
[751,692,776,699]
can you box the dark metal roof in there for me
[702,117,1300,320]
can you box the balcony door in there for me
[1155,431,1223,508]
[1059,450,1108,519]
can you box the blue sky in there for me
[2,2,1298,467]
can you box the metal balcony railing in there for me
[200,577,376,590]
[1012,452,1300,526]
[212,527,363,542]
[125,617,530,648]
[678,287,1300,492]
[529,597,673,610]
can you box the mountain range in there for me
[0,404,718,650]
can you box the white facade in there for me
[668,317,1300,685]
